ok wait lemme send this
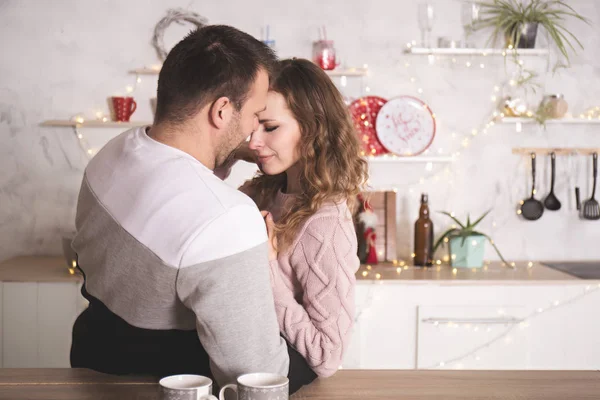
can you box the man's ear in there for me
[208,96,233,129]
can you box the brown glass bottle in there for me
[414,193,434,267]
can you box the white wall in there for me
[1,0,599,263]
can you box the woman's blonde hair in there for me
[244,58,369,252]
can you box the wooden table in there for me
[0,369,598,399]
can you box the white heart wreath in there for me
[152,8,208,61]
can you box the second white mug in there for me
[219,373,289,400]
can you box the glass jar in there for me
[540,94,568,119]
[312,40,338,70]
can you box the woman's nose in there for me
[248,129,264,151]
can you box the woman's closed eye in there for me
[264,125,279,133]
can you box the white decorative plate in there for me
[375,96,436,156]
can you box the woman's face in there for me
[248,91,302,175]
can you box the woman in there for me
[225,58,368,377]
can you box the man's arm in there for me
[176,204,289,387]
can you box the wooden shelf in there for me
[501,117,600,125]
[41,120,151,128]
[129,67,162,75]
[326,68,368,77]
[129,67,368,77]
[512,147,600,156]
[404,47,549,56]
[367,156,453,164]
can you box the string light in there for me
[392,48,529,269]
[424,284,600,369]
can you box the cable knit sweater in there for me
[264,190,360,377]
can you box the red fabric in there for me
[365,227,378,264]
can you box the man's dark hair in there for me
[154,25,277,125]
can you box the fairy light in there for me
[426,283,600,369]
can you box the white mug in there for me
[219,373,289,400]
[159,374,218,400]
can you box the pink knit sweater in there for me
[265,190,360,377]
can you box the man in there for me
[70,25,315,392]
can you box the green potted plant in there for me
[433,211,508,268]
[474,0,589,64]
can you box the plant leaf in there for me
[439,211,466,229]
[432,229,459,254]
[472,231,510,267]
[471,210,491,229]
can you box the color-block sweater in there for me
[70,127,289,387]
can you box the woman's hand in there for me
[260,211,278,261]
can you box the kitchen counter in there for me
[0,369,598,399]
[356,261,599,285]
[0,256,82,283]
[0,256,595,285]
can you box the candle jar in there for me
[540,94,568,119]
[312,40,338,70]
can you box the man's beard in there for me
[215,114,243,168]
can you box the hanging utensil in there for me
[544,152,561,211]
[575,187,581,212]
[521,153,544,221]
[582,152,600,220]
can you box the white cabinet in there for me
[343,283,600,371]
[1,281,85,368]
[417,305,530,369]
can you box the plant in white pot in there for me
[433,211,508,268]
[474,0,589,64]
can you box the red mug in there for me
[111,96,137,122]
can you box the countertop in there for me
[355,261,598,285]
[0,369,598,399]
[0,256,82,283]
[0,256,595,285]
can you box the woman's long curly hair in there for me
[244,58,369,252]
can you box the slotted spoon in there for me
[583,152,600,220]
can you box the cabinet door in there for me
[343,283,418,370]
[2,282,82,367]
[2,283,38,367]
[38,282,81,367]
[417,305,530,370]
[0,283,3,367]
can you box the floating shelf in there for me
[404,47,549,57]
[41,120,150,128]
[512,147,600,156]
[129,67,368,77]
[501,117,600,125]
[367,156,453,164]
